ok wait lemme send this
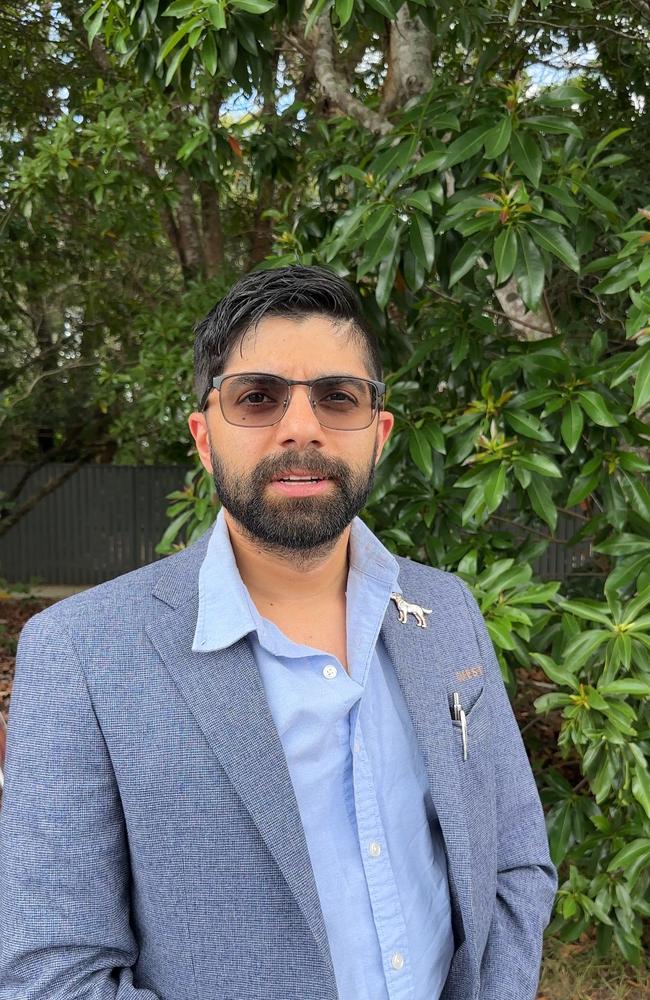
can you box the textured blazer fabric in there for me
[0,527,557,1000]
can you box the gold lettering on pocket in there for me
[455,665,483,683]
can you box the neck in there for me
[223,509,351,606]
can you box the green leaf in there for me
[595,534,650,557]
[511,131,542,187]
[440,125,495,169]
[534,692,573,712]
[562,628,610,668]
[607,838,650,877]
[410,213,435,270]
[231,0,275,11]
[504,408,553,442]
[374,226,401,308]
[403,191,431,215]
[329,164,367,182]
[515,230,545,309]
[362,204,393,240]
[483,117,512,159]
[409,427,433,478]
[632,765,650,820]
[335,0,355,24]
[493,228,517,284]
[566,470,601,506]
[486,615,516,650]
[164,41,190,84]
[526,222,580,273]
[558,600,613,627]
[448,238,487,287]
[560,400,583,452]
[622,582,650,623]
[86,8,105,47]
[507,0,523,25]
[162,0,199,14]
[410,146,447,177]
[531,653,579,690]
[155,509,193,552]
[484,462,507,513]
[632,350,650,412]
[599,679,650,697]
[523,116,583,137]
[537,84,590,109]
[579,182,620,219]
[527,474,557,531]
[592,264,637,295]
[201,31,218,74]
[588,127,630,166]
[207,2,226,28]
[516,453,562,478]
[575,390,618,427]
[365,0,395,17]
[157,17,200,64]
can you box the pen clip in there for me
[452,691,468,761]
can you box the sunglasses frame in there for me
[200,372,386,430]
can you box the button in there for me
[368,841,381,858]
[390,952,405,971]
[353,741,360,753]
[322,665,338,679]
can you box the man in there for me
[0,265,557,1000]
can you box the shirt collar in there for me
[192,507,400,654]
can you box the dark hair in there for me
[193,265,383,408]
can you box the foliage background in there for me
[1,0,649,970]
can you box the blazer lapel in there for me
[380,597,476,966]
[145,575,334,975]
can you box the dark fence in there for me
[0,463,592,585]
[0,464,192,585]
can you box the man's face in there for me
[188,314,394,553]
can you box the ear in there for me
[374,409,394,465]
[187,411,214,474]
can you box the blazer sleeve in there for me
[0,610,162,1000]
[459,582,558,1000]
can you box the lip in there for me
[270,469,330,481]
[268,475,334,497]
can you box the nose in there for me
[273,384,326,449]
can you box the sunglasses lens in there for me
[312,378,376,429]
[220,375,288,426]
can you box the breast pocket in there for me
[449,682,491,758]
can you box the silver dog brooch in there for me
[390,592,433,628]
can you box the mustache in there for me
[252,452,351,483]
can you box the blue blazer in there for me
[0,527,557,1000]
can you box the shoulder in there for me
[394,553,474,606]
[20,527,213,640]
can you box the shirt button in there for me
[368,841,381,858]
[353,741,360,753]
[390,952,405,971]
[322,665,338,679]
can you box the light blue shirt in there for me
[193,509,454,1000]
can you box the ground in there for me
[1,596,648,997]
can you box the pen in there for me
[452,692,468,762]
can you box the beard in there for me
[209,443,377,555]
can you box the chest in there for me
[255,598,349,670]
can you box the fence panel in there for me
[0,463,592,585]
[0,464,191,585]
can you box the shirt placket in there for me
[351,702,415,1000]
